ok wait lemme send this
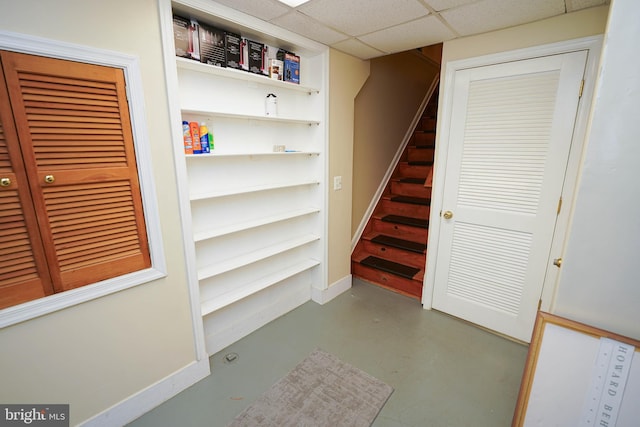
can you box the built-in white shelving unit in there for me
[161,0,328,355]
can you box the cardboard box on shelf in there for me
[173,15,191,58]
[277,50,300,84]
[238,37,249,71]
[188,18,200,61]
[199,23,226,67]
[225,31,242,69]
[173,15,201,61]
[247,39,264,74]
[284,53,301,84]
[269,59,283,81]
[262,45,279,77]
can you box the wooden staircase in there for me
[352,87,439,300]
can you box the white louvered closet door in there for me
[432,51,587,342]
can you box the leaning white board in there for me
[512,312,640,427]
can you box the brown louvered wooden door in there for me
[0,51,150,307]
[0,72,55,308]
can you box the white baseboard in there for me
[311,274,352,305]
[80,358,210,427]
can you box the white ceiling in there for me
[210,0,609,59]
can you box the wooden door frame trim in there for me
[422,35,603,315]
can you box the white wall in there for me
[554,0,640,340]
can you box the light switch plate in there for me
[333,176,342,190]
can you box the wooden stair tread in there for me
[382,214,429,228]
[359,256,420,280]
[398,177,425,184]
[371,235,426,253]
[352,264,422,299]
[414,131,436,138]
[390,195,431,205]
[352,83,438,298]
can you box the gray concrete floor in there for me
[128,278,528,427]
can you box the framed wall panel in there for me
[513,312,640,427]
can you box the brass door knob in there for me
[0,177,10,187]
[443,210,454,220]
[44,175,55,184]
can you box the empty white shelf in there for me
[190,180,319,201]
[200,258,320,316]
[197,233,320,280]
[193,207,320,241]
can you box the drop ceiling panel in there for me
[332,38,386,59]
[566,0,609,12]
[272,11,350,45]
[359,15,456,54]
[211,0,290,21]
[298,0,430,36]
[199,0,609,60]
[441,0,566,36]
[425,0,483,12]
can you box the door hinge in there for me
[538,299,542,310]
[579,79,585,98]
[557,196,563,215]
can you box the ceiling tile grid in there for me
[425,0,483,12]
[210,0,291,21]
[565,0,609,12]
[206,0,610,59]
[358,15,457,54]
[297,0,431,36]
[332,38,387,58]
[272,11,350,45]
[440,0,566,36]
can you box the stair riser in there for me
[420,117,436,131]
[378,199,430,218]
[408,147,435,163]
[390,181,432,198]
[396,163,430,179]
[352,262,422,299]
[412,132,436,147]
[372,218,428,242]
[360,241,426,269]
